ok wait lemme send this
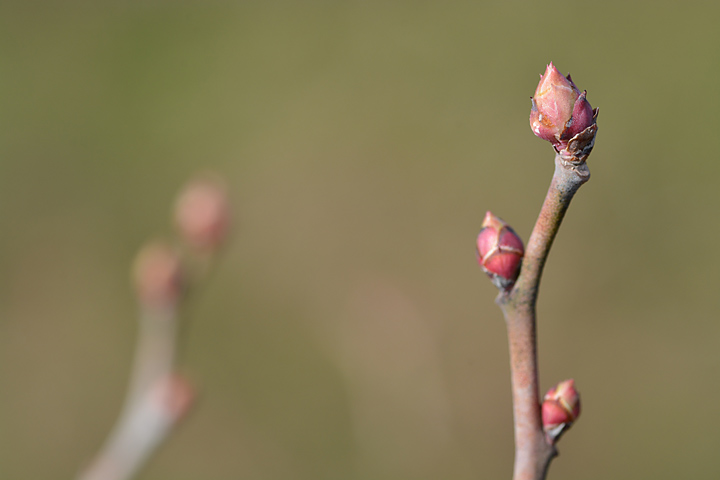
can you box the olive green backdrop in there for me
[1,1,719,479]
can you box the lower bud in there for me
[542,379,581,443]
[476,211,524,290]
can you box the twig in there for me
[496,155,590,480]
[78,306,194,480]
[78,174,229,480]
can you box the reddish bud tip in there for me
[542,379,581,443]
[476,211,524,290]
[175,174,230,252]
[530,63,596,157]
[132,242,184,310]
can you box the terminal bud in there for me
[530,63,598,162]
[175,174,230,252]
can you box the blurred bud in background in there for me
[174,174,230,253]
[476,211,524,290]
[154,373,196,422]
[132,241,184,310]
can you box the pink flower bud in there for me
[530,63,597,159]
[174,174,230,252]
[542,379,581,443]
[132,241,184,310]
[476,211,524,290]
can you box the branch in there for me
[495,155,589,480]
[78,305,194,480]
[78,174,229,480]
[474,63,598,480]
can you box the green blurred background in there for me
[1,1,719,479]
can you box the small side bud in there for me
[174,174,230,252]
[132,242,184,310]
[542,379,581,443]
[154,373,196,421]
[476,211,524,290]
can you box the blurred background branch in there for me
[79,176,229,480]
[2,2,720,479]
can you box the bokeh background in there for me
[2,1,719,479]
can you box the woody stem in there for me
[496,154,589,480]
